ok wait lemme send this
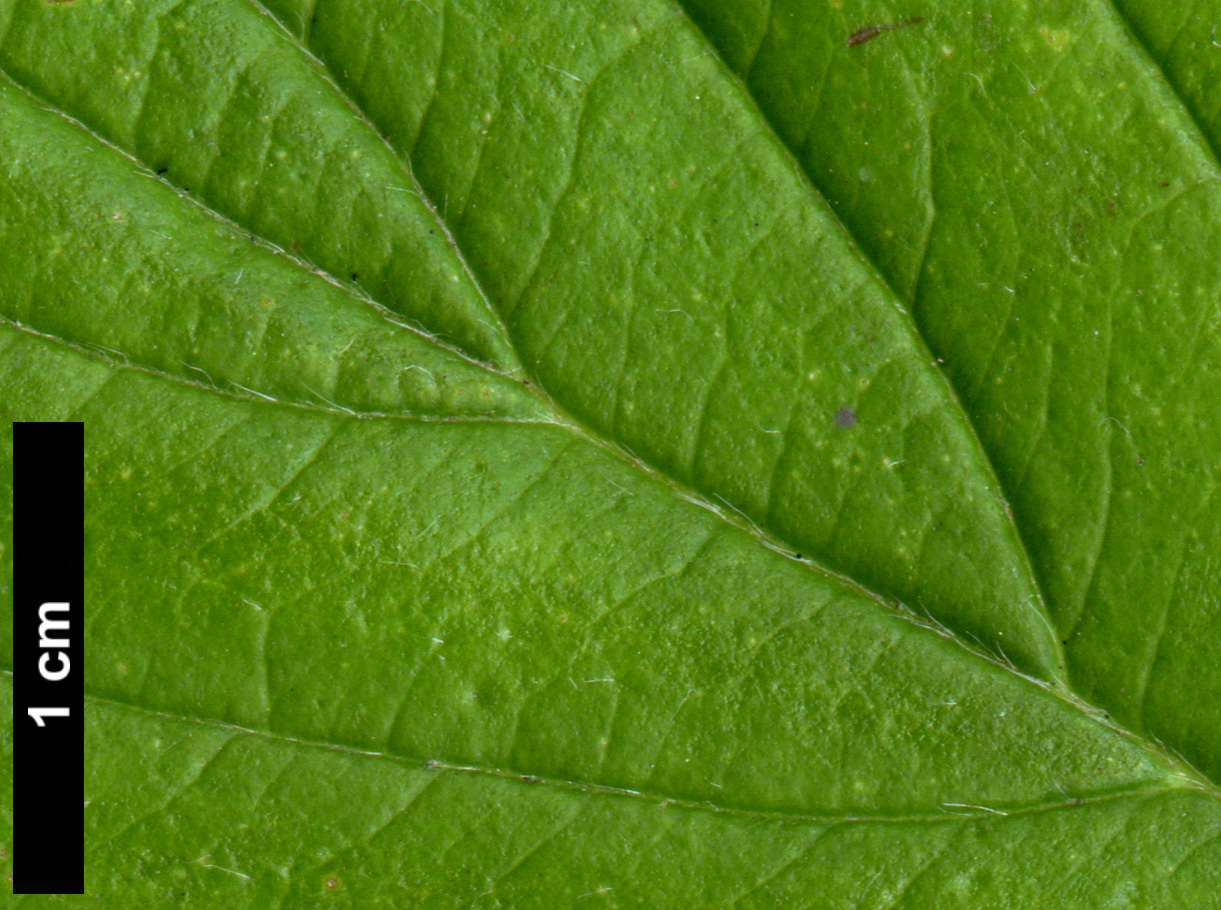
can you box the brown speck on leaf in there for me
[834,406,858,428]
[847,16,925,47]
[324,876,340,890]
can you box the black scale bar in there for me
[12,422,84,894]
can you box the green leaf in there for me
[1,0,1219,904]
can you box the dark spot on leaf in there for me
[846,17,925,47]
[324,875,340,890]
[156,168,168,175]
[351,272,359,280]
[834,406,857,428]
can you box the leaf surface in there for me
[683,0,1221,780]
[0,0,1219,905]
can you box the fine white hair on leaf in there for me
[942,802,1009,816]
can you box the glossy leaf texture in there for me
[0,0,1218,905]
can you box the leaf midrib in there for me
[0,312,553,425]
[58,678,1195,826]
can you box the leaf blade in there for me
[0,0,1219,903]
[681,0,1221,780]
